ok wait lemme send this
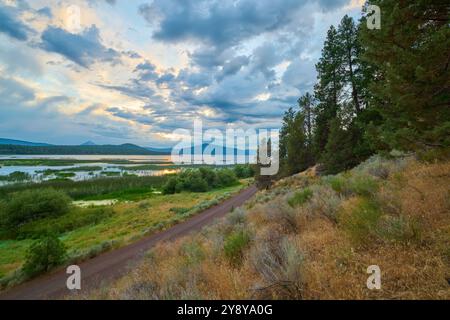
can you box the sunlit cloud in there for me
[0,0,363,146]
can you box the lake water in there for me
[0,155,176,185]
[0,155,171,162]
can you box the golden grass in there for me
[82,158,450,300]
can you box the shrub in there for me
[2,188,71,231]
[376,215,422,244]
[223,230,251,266]
[162,168,238,194]
[262,200,299,233]
[233,164,255,178]
[162,177,178,194]
[0,171,31,182]
[185,172,209,192]
[327,175,348,195]
[169,207,190,216]
[250,236,304,299]
[347,175,380,197]
[182,240,205,266]
[327,174,379,198]
[339,198,382,246]
[354,154,412,179]
[16,207,114,239]
[22,233,67,277]
[305,185,341,222]
[226,208,247,226]
[0,175,168,200]
[288,188,313,208]
[216,169,239,187]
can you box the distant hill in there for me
[0,138,52,147]
[0,143,168,155]
[147,144,254,156]
[81,141,97,146]
[146,147,173,154]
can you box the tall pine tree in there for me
[314,26,345,156]
[360,0,450,155]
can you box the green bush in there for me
[1,188,71,231]
[288,188,313,208]
[348,175,379,197]
[339,198,382,246]
[0,171,31,182]
[16,207,114,239]
[162,168,238,194]
[216,169,238,187]
[328,175,347,195]
[223,230,251,266]
[22,233,67,277]
[0,175,168,200]
[376,215,422,244]
[169,207,190,216]
[327,174,379,198]
[233,164,255,178]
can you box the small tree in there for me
[4,188,71,230]
[22,233,67,277]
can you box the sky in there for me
[0,0,365,147]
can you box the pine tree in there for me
[338,15,365,114]
[360,0,450,154]
[286,111,309,174]
[314,25,345,155]
[298,93,315,166]
[279,107,296,163]
[321,118,359,174]
[298,93,314,144]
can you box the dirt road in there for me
[0,185,258,300]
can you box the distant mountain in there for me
[146,147,173,154]
[81,141,97,146]
[0,138,53,147]
[0,143,168,155]
[176,143,255,156]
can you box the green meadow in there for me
[0,166,253,286]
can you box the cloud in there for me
[140,0,347,47]
[0,4,32,41]
[40,25,120,68]
[0,0,362,146]
[216,55,250,81]
[36,7,52,18]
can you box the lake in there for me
[0,155,171,162]
[0,155,176,185]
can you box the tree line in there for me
[278,0,449,177]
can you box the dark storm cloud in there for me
[40,25,120,68]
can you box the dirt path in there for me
[0,185,258,300]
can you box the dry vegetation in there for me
[79,155,450,300]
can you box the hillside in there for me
[80,155,450,300]
[0,144,167,155]
[0,138,52,147]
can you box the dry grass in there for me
[78,157,450,300]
